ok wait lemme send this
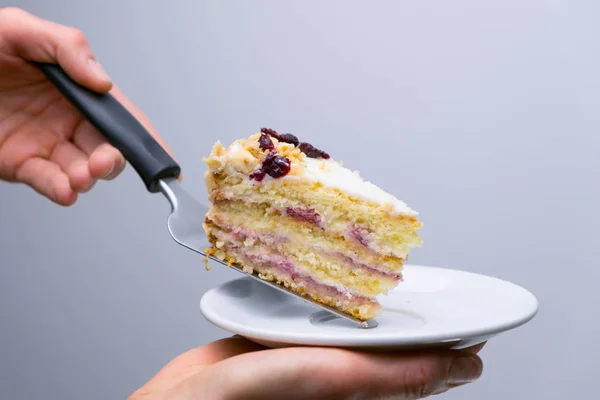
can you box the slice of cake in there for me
[202,128,423,320]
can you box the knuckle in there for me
[0,7,26,20]
[0,7,27,29]
[64,27,88,46]
[403,363,440,398]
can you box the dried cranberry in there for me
[249,169,266,181]
[260,128,301,147]
[262,152,291,178]
[258,133,274,151]
[298,142,330,159]
[260,128,281,140]
[277,133,300,146]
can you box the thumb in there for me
[0,7,112,92]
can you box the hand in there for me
[129,336,484,400]
[0,7,175,206]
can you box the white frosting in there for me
[211,140,418,217]
[290,158,418,217]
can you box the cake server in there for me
[35,62,377,329]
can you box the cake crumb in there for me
[204,247,217,271]
[226,257,237,267]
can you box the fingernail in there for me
[104,163,116,179]
[88,58,111,82]
[448,356,482,385]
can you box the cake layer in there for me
[205,220,401,297]
[207,199,405,274]
[207,234,381,320]
[208,174,422,259]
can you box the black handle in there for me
[34,62,181,193]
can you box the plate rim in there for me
[200,264,539,347]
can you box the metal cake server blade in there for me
[36,62,377,329]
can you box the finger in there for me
[72,120,126,180]
[15,157,77,206]
[0,7,112,92]
[50,142,96,192]
[205,347,483,400]
[71,120,105,154]
[88,144,126,180]
[140,337,266,389]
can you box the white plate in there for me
[200,265,538,351]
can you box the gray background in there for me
[1,0,598,399]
